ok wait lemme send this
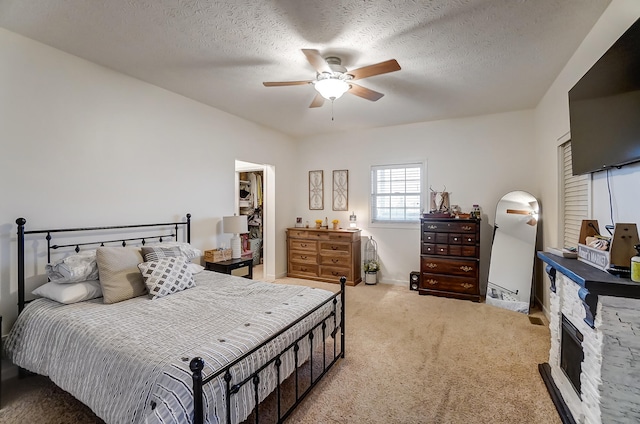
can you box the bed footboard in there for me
[190,276,346,424]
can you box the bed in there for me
[5,214,345,424]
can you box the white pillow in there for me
[151,242,202,260]
[32,280,103,304]
[187,263,205,274]
[45,250,99,283]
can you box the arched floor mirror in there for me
[487,190,539,314]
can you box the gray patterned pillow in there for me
[137,257,195,299]
[140,246,182,262]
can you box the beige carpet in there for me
[0,278,560,424]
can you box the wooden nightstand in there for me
[205,257,253,279]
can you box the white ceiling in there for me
[0,0,611,138]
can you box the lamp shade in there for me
[223,215,248,234]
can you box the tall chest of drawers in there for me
[287,228,362,286]
[419,217,481,302]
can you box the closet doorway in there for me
[235,160,274,281]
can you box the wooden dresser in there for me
[419,217,481,302]
[287,228,362,286]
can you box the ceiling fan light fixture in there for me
[314,78,350,100]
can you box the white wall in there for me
[0,28,299,334]
[534,0,640,314]
[296,110,537,289]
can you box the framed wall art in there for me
[332,169,349,211]
[309,170,324,210]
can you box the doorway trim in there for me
[235,160,275,281]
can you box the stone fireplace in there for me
[538,252,640,424]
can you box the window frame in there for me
[369,161,425,228]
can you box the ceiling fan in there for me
[263,49,401,108]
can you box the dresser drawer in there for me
[422,243,435,255]
[320,255,350,266]
[319,266,352,281]
[420,273,478,294]
[435,233,449,244]
[289,263,319,277]
[435,244,449,255]
[289,239,317,252]
[288,229,311,238]
[423,232,436,243]
[462,234,476,245]
[461,246,477,257]
[319,241,350,255]
[449,233,463,244]
[422,221,477,233]
[329,232,357,242]
[290,251,317,264]
[421,257,478,277]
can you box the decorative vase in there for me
[332,223,339,230]
[365,271,377,285]
[315,223,321,229]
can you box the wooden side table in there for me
[205,257,253,279]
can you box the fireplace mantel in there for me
[537,251,640,327]
[537,251,640,424]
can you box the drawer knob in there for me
[331,245,338,250]
[439,248,445,252]
[453,237,459,241]
[332,259,339,263]
[462,226,472,231]
[301,256,307,259]
[332,271,340,276]
[460,283,473,289]
[301,243,307,247]
[467,238,472,242]
[460,266,473,272]
[425,263,437,269]
[427,279,438,285]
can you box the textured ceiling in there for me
[0,0,612,138]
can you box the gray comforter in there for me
[5,271,338,424]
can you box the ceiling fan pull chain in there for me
[331,99,335,121]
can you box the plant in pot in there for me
[363,260,380,285]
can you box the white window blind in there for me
[561,141,590,248]
[371,163,423,223]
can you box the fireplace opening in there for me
[561,314,584,398]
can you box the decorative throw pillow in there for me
[140,246,182,262]
[32,280,102,304]
[96,247,147,304]
[45,250,99,283]
[138,257,195,299]
[150,242,202,260]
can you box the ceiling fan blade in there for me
[348,83,384,101]
[301,49,332,74]
[348,59,401,80]
[263,80,312,87]
[309,93,325,108]
[506,209,531,215]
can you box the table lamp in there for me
[223,215,248,259]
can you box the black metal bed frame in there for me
[15,214,346,424]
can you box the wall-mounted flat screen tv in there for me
[569,18,640,175]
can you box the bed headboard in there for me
[15,213,191,313]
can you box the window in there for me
[371,163,423,224]
[560,140,590,248]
